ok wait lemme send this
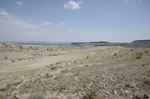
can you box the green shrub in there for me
[28,92,45,99]
[45,72,49,78]
[86,90,97,99]
[144,80,150,85]
[136,56,142,59]
[114,53,117,56]
[124,83,130,88]
[130,49,133,51]
[142,64,145,66]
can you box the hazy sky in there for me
[0,0,150,42]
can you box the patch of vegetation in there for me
[61,68,68,73]
[114,53,117,56]
[45,72,50,78]
[124,83,130,88]
[142,64,145,67]
[136,56,142,59]
[144,79,150,85]
[130,49,133,51]
[28,92,45,99]
[74,70,80,76]
[85,89,98,99]
[56,75,73,90]
[144,51,149,53]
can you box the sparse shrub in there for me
[125,83,130,88]
[61,69,68,73]
[145,51,149,53]
[136,56,142,59]
[130,49,133,51]
[28,92,45,99]
[86,90,97,99]
[142,64,145,66]
[45,72,49,78]
[114,53,117,56]
[144,79,150,85]
[74,70,80,76]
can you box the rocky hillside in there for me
[126,40,150,48]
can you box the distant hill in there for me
[86,40,150,48]
[126,40,150,48]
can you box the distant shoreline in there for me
[15,42,78,47]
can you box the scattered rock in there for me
[11,60,15,62]
[14,79,23,85]
[4,57,7,59]
[0,84,6,91]
[51,66,57,70]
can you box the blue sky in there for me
[0,0,150,42]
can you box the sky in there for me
[0,0,150,42]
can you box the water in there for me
[16,42,78,47]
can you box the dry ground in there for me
[0,42,150,99]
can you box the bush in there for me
[45,73,49,78]
[85,90,97,99]
[130,49,133,51]
[28,92,45,99]
[144,80,150,85]
[114,53,117,56]
[136,56,142,59]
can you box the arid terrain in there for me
[0,42,150,99]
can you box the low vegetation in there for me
[28,92,45,99]
[136,56,142,59]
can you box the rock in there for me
[0,91,6,98]
[11,60,15,62]
[4,57,7,59]
[85,56,89,59]
[16,93,30,99]
[14,79,23,85]
[113,90,117,94]
[85,65,89,67]
[16,84,21,89]
[125,90,129,94]
[74,77,79,82]
[11,90,20,96]
[51,66,57,70]
[0,84,6,91]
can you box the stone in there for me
[125,90,129,94]
[0,84,6,91]
[113,90,117,94]
[51,66,57,70]
[14,79,23,85]
[11,90,20,96]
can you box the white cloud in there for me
[39,21,52,26]
[57,22,66,27]
[64,1,82,10]
[16,1,23,6]
[0,8,50,41]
